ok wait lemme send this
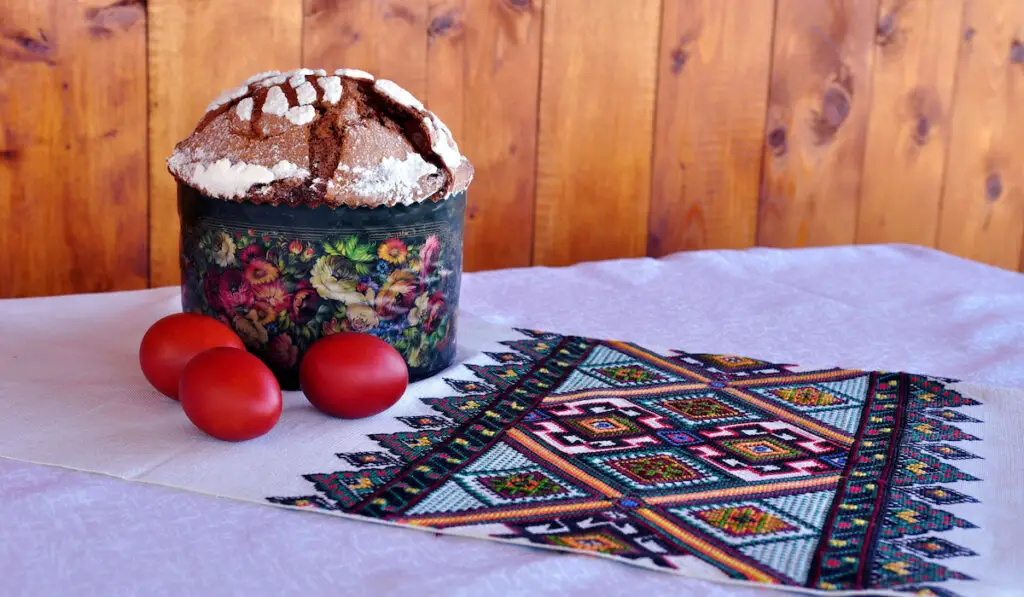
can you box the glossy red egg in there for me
[299,333,409,419]
[139,312,245,399]
[179,347,282,442]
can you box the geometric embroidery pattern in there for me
[587,449,722,491]
[638,392,753,429]
[594,364,667,385]
[479,470,567,499]
[919,443,980,461]
[772,386,844,407]
[903,536,978,560]
[666,396,742,420]
[698,505,795,536]
[337,451,402,468]
[269,329,984,596]
[456,466,584,505]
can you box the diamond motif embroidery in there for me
[670,499,815,547]
[906,486,979,506]
[270,331,983,594]
[919,443,980,460]
[665,397,742,421]
[589,450,722,491]
[337,451,402,468]
[547,532,632,554]
[695,505,798,537]
[594,364,666,385]
[718,436,805,462]
[692,420,844,481]
[455,465,584,506]
[609,455,701,484]
[478,471,567,500]
[903,536,978,559]
[772,386,844,407]
[396,415,450,429]
[636,392,753,430]
[703,355,766,369]
[562,414,641,438]
[925,409,981,423]
[655,429,702,446]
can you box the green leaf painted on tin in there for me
[342,235,359,255]
[349,244,376,263]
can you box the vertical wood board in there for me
[937,0,1024,270]
[758,0,881,248]
[533,0,661,266]
[435,0,542,271]
[0,0,149,297]
[648,0,775,256]
[857,0,965,246]
[148,0,303,287]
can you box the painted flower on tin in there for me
[184,228,455,376]
[378,238,408,264]
[211,231,237,267]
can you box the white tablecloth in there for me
[2,244,1022,597]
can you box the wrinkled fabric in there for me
[1,244,1022,597]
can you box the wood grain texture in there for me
[648,0,775,256]
[148,0,302,287]
[304,0,428,97]
[937,0,1024,270]
[857,0,964,246]
[758,0,881,248]
[0,0,148,298]
[533,0,661,266]
[426,0,542,271]
[426,0,465,138]
[6,0,1024,299]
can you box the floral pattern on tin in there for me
[181,227,456,378]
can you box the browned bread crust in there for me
[168,69,473,209]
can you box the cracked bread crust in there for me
[167,69,474,209]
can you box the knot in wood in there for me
[428,13,460,39]
[913,117,930,145]
[985,173,1003,201]
[767,127,787,155]
[822,88,850,128]
[670,47,688,74]
[876,13,896,46]
[1011,41,1024,64]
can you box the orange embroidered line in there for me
[608,341,713,383]
[731,369,864,387]
[637,509,780,583]
[541,382,709,404]
[507,428,623,497]
[645,475,841,506]
[399,499,613,527]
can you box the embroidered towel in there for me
[0,316,1017,597]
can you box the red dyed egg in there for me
[179,347,282,442]
[139,312,245,400]
[299,333,408,419]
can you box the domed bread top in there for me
[167,69,473,209]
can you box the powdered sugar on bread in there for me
[168,68,473,208]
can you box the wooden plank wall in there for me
[1,0,1022,299]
